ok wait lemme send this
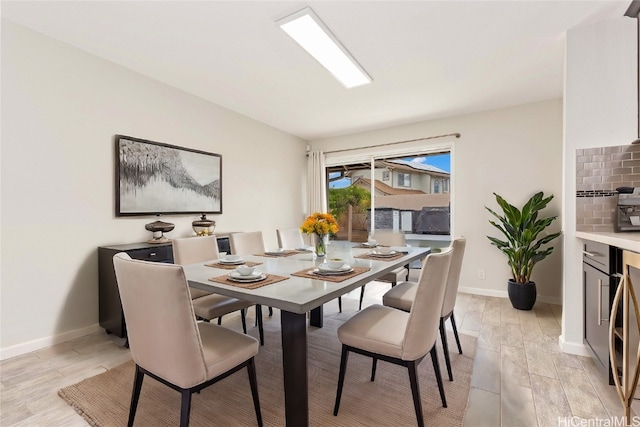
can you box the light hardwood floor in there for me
[0,277,633,426]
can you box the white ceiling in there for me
[2,1,633,140]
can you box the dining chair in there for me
[112,253,263,427]
[230,231,273,318]
[333,249,453,427]
[172,236,265,346]
[382,237,466,381]
[276,228,305,249]
[356,230,409,310]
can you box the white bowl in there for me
[327,258,345,269]
[367,239,377,247]
[224,255,242,262]
[377,246,392,255]
[236,265,255,276]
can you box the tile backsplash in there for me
[576,144,640,232]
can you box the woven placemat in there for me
[208,273,289,289]
[290,266,371,283]
[355,251,407,262]
[205,261,262,270]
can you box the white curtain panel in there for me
[307,150,327,215]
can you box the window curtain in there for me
[307,150,327,215]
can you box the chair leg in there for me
[179,389,192,427]
[241,309,247,334]
[450,313,463,354]
[217,316,222,325]
[127,364,145,427]
[256,305,264,346]
[333,346,350,416]
[359,285,366,311]
[268,306,273,316]
[371,357,377,382]
[405,265,410,281]
[338,296,342,313]
[430,345,447,408]
[439,317,453,381]
[407,360,425,427]
[247,358,263,427]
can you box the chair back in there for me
[372,230,406,247]
[230,231,265,255]
[277,228,305,249]
[401,249,453,361]
[112,253,208,388]
[172,235,220,265]
[441,238,467,317]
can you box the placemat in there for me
[290,266,371,283]
[208,273,289,290]
[353,244,379,249]
[355,251,407,262]
[205,261,262,270]
[254,250,300,258]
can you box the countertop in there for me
[575,231,640,252]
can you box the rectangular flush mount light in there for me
[277,7,372,89]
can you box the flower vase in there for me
[314,234,327,258]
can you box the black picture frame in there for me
[115,135,222,216]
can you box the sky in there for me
[329,152,451,189]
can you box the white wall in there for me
[561,16,637,355]
[0,21,307,358]
[311,99,564,302]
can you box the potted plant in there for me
[486,191,562,310]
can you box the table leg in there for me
[309,305,323,327]
[281,310,309,426]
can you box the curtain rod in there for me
[320,132,461,155]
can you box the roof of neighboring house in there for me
[379,159,450,176]
[352,177,426,196]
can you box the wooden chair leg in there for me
[127,365,145,427]
[430,345,447,407]
[333,346,350,416]
[450,313,463,354]
[439,317,453,381]
[359,285,366,311]
[407,360,425,427]
[241,309,247,334]
[179,389,192,427]
[371,357,377,381]
[256,305,264,346]
[338,296,342,313]
[247,358,263,427]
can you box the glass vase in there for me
[314,234,327,258]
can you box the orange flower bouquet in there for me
[300,212,339,257]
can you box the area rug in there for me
[59,305,476,426]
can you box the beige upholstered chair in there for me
[230,231,266,255]
[382,237,466,381]
[172,236,264,346]
[112,253,263,427]
[276,228,305,249]
[333,249,453,427]
[229,231,273,318]
[356,230,409,310]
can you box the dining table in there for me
[182,242,431,426]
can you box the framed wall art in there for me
[115,135,222,216]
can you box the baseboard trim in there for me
[558,335,590,356]
[0,323,103,361]
[458,286,561,305]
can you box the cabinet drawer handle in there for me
[149,252,157,257]
[583,250,601,258]
[597,279,610,325]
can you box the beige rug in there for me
[59,306,476,426]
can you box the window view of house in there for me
[327,152,451,246]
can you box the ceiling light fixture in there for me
[277,7,372,89]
